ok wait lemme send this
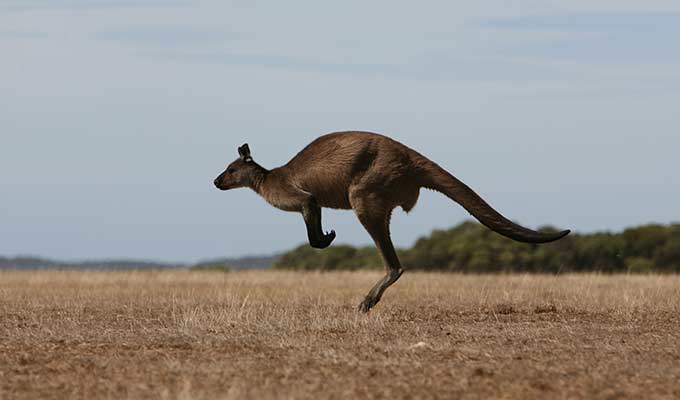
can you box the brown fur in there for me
[214,131,570,312]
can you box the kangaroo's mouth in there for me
[213,174,229,190]
[213,178,230,191]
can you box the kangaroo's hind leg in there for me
[351,197,404,313]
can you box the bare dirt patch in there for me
[1,270,679,399]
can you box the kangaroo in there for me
[214,131,570,312]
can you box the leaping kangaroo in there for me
[214,131,570,312]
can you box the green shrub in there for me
[273,221,680,273]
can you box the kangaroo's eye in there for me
[227,168,236,174]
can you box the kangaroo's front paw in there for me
[310,230,336,249]
[322,230,336,246]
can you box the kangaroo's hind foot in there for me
[358,268,404,313]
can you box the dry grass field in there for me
[1,270,679,400]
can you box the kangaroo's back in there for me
[281,131,417,209]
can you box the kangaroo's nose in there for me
[213,176,221,187]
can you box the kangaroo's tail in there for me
[417,159,570,244]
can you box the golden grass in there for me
[1,270,679,399]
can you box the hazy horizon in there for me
[2,1,680,263]
[2,220,678,264]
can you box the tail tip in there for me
[551,229,571,241]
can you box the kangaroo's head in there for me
[213,144,263,190]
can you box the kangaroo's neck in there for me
[251,166,302,211]
[250,165,283,197]
[248,163,271,194]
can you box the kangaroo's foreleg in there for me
[302,197,336,249]
[352,200,404,313]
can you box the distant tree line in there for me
[274,221,680,273]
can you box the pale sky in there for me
[2,1,679,263]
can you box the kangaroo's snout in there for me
[214,174,224,189]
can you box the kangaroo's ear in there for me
[238,143,253,162]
